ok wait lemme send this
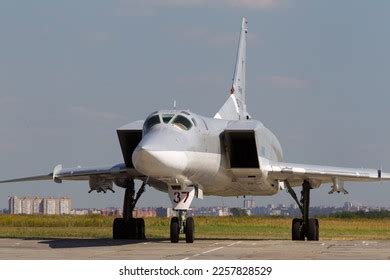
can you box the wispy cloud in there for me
[257,75,309,90]
[177,28,260,46]
[116,0,287,16]
[179,28,237,46]
[175,73,226,88]
[88,31,111,42]
[138,0,285,9]
[0,141,18,153]
[0,96,21,106]
[70,106,127,122]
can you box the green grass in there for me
[0,215,389,240]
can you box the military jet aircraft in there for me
[1,18,389,243]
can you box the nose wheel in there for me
[185,217,194,243]
[170,217,180,243]
[170,211,195,243]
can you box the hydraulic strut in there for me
[285,179,312,231]
[301,180,311,232]
[122,179,147,222]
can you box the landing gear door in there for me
[168,185,195,210]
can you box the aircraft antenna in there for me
[173,100,177,109]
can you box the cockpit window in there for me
[172,115,193,131]
[162,114,174,123]
[144,115,160,131]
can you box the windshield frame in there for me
[171,114,193,131]
[143,114,161,132]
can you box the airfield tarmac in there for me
[0,238,389,259]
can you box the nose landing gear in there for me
[170,210,195,243]
[168,185,197,243]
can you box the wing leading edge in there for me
[266,160,390,193]
[0,163,141,184]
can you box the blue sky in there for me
[1,1,390,209]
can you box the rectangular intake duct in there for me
[117,130,142,168]
[224,130,259,168]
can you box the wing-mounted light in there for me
[89,176,114,193]
[329,177,349,194]
[53,164,63,183]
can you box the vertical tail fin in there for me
[232,17,247,111]
[215,18,250,120]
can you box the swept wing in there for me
[265,160,390,192]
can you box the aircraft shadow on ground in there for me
[37,238,166,249]
[196,237,273,241]
[36,237,275,249]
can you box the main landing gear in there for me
[286,180,319,241]
[170,210,194,243]
[112,179,147,240]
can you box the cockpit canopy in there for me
[172,115,193,130]
[143,114,160,131]
[143,111,195,133]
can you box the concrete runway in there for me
[0,238,389,260]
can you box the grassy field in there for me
[0,215,389,240]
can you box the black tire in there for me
[170,217,180,243]
[113,218,125,239]
[136,218,146,240]
[185,217,195,243]
[292,218,304,241]
[124,218,138,239]
[314,219,319,241]
[306,218,319,241]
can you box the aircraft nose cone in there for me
[132,127,189,177]
[132,146,188,177]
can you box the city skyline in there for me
[4,194,387,213]
[4,195,387,218]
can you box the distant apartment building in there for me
[8,196,71,215]
[243,199,256,209]
[133,208,157,218]
[101,207,122,216]
[70,208,101,215]
[70,209,90,215]
[192,207,230,217]
[217,207,231,216]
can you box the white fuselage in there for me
[132,110,283,197]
